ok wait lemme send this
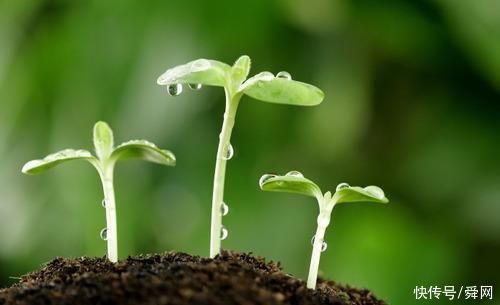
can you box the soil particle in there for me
[0,251,386,305]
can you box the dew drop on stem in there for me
[336,182,350,191]
[311,235,328,252]
[101,199,106,208]
[222,143,234,160]
[276,71,292,80]
[188,83,202,90]
[167,84,183,96]
[100,228,108,241]
[220,202,229,216]
[220,226,228,240]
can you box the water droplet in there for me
[220,226,228,240]
[100,228,108,240]
[167,84,183,96]
[188,83,202,90]
[222,143,234,160]
[311,235,327,252]
[364,186,385,199]
[220,202,229,216]
[276,71,292,80]
[336,182,350,191]
[259,72,275,81]
[101,199,106,208]
[259,174,277,187]
[286,170,304,178]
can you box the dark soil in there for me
[0,251,385,305]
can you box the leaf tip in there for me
[232,55,252,85]
[21,160,38,175]
[93,121,114,159]
[162,149,177,166]
[234,55,251,67]
[156,73,168,85]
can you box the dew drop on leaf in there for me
[336,182,350,191]
[222,143,234,160]
[364,186,385,199]
[100,228,108,240]
[276,71,292,80]
[188,83,202,90]
[167,84,183,96]
[259,174,277,187]
[220,202,229,216]
[220,226,228,240]
[260,72,274,81]
[285,170,304,178]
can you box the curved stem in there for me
[209,89,240,258]
[98,164,118,262]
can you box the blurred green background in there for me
[1,0,499,304]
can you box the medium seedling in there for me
[259,171,388,289]
[22,121,176,262]
[157,55,324,257]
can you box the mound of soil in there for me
[0,251,385,305]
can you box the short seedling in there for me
[157,55,324,257]
[259,171,388,289]
[22,121,176,262]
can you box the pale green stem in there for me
[307,197,334,289]
[209,88,240,258]
[98,163,118,263]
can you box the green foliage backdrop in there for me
[1,0,499,304]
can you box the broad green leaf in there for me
[93,121,114,160]
[240,72,324,106]
[157,59,231,87]
[111,140,176,166]
[22,149,95,175]
[231,55,251,86]
[333,185,389,205]
[259,171,322,199]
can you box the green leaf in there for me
[93,121,114,160]
[111,140,176,166]
[333,185,389,205]
[231,55,251,86]
[259,171,322,199]
[22,149,95,175]
[157,59,231,87]
[240,72,324,106]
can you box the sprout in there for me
[158,56,324,257]
[22,121,175,262]
[259,171,388,289]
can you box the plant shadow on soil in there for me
[0,251,386,305]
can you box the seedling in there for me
[259,171,388,289]
[157,55,324,257]
[22,121,176,262]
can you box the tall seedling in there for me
[158,56,324,257]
